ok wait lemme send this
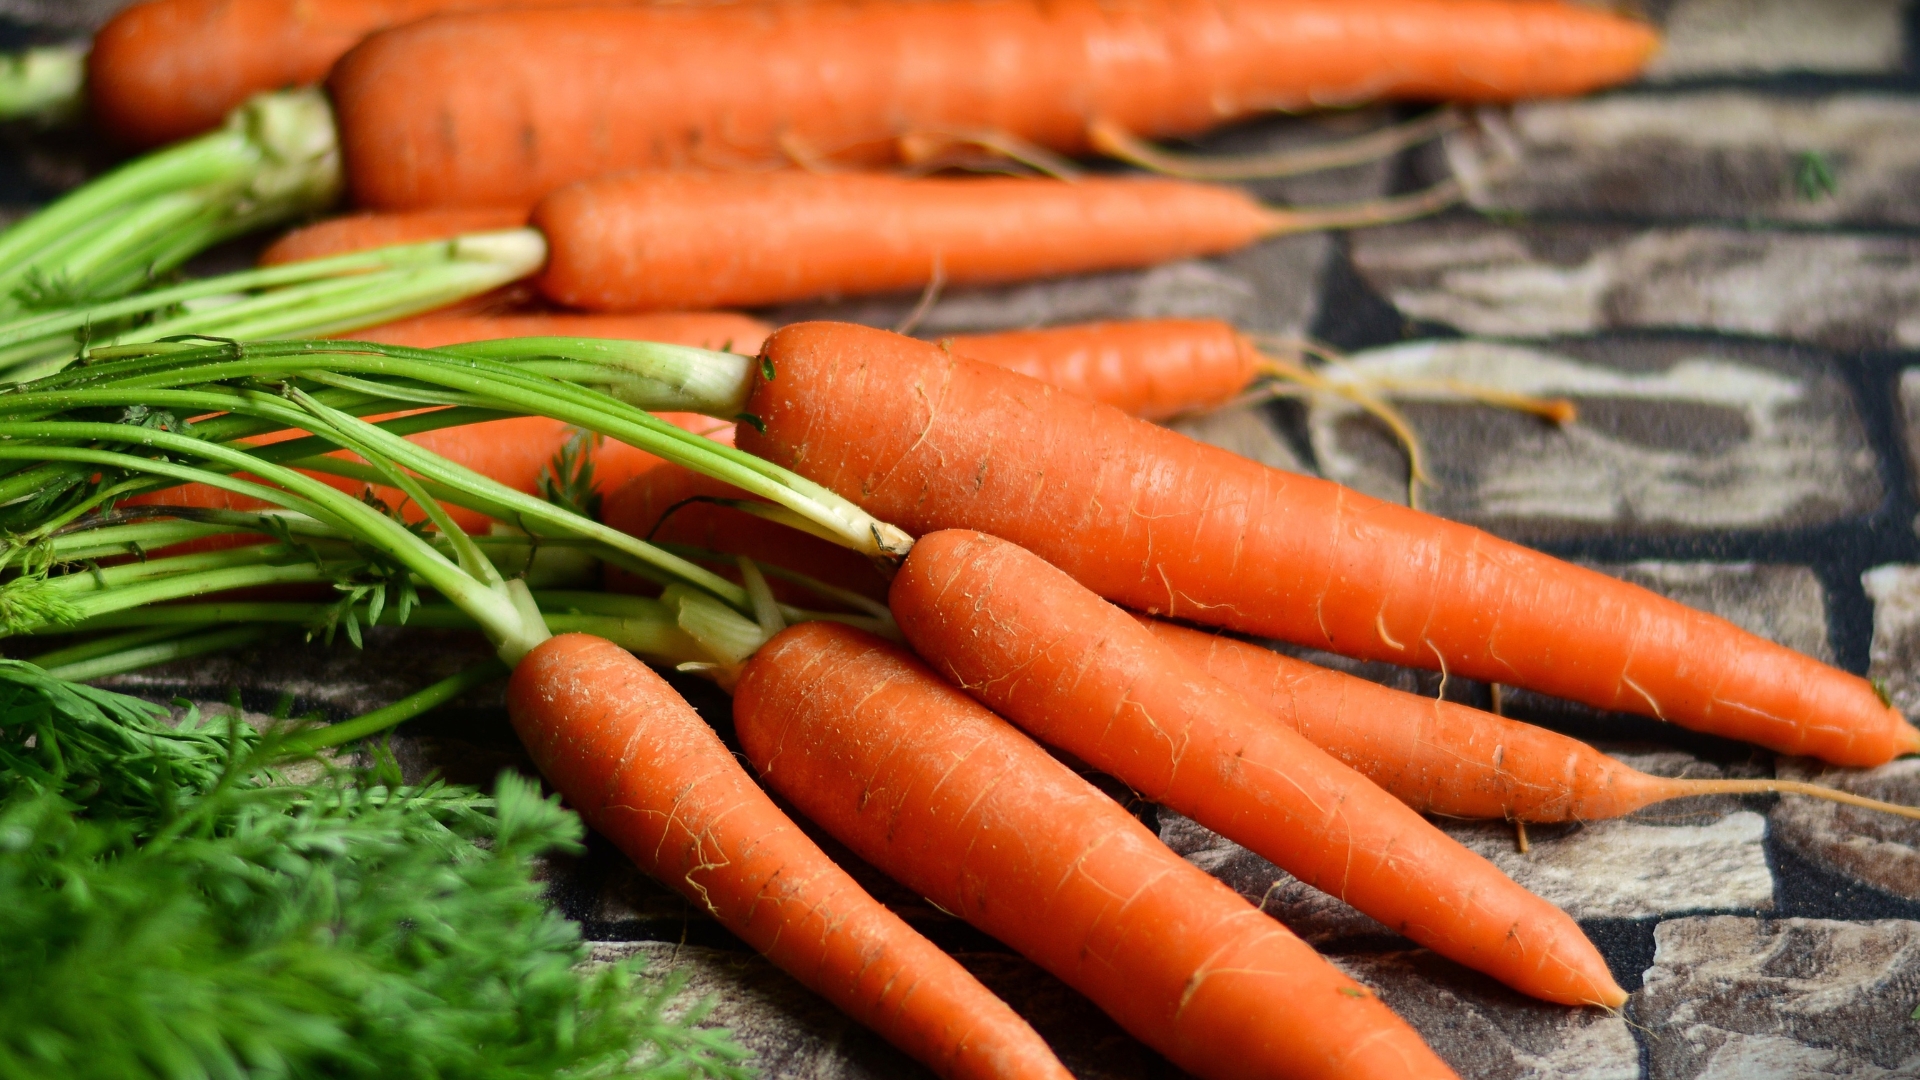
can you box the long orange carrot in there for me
[87,0,610,146]
[891,528,1623,1008]
[735,321,1919,767]
[507,633,1074,1080]
[532,170,1448,312]
[330,0,1657,209]
[734,621,1461,1080]
[942,319,1257,421]
[1147,618,1920,824]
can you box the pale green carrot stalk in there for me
[0,44,86,124]
[0,89,339,315]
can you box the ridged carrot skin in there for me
[600,462,889,603]
[258,207,531,266]
[533,172,1273,312]
[944,319,1258,421]
[735,322,1920,767]
[734,622,1461,1080]
[891,529,1623,1008]
[1142,617,1675,822]
[331,0,1658,209]
[88,0,601,146]
[508,634,1074,1080]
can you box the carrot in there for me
[941,319,1256,422]
[1146,618,1920,824]
[508,633,1073,1080]
[87,0,607,147]
[601,463,889,603]
[258,207,530,266]
[735,321,1920,767]
[890,528,1623,1007]
[532,170,1451,312]
[734,620,1461,1080]
[329,0,1657,210]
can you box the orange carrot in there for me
[355,311,772,356]
[507,633,1074,1080]
[532,170,1447,312]
[1148,618,1920,824]
[330,0,1657,209]
[734,621,1461,1080]
[891,528,1623,1008]
[601,463,889,603]
[258,207,530,266]
[87,0,611,146]
[942,319,1257,421]
[736,321,1920,767]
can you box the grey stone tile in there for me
[1771,756,1920,901]
[1304,337,1880,537]
[1443,92,1920,225]
[1864,565,1920,725]
[93,626,504,719]
[1446,813,1773,920]
[1330,951,1639,1080]
[1899,372,1920,512]
[1591,562,1834,664]
[1642,0,1907,80]
[1634,916,1920,1078]
[1165,401,1311,474]
[1350,221,1920,349]
[589,941,930,1080]
[0,0,127,34]
[1158,810,1394,945]
[591,942,1180,1080]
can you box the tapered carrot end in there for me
[1594,979,1630,1011]
[1898,718,1920,758]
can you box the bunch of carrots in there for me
[9,3,1917,1080]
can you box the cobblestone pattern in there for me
[16,1,1920,1077]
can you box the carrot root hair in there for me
[1242,337,1579,508]
[1668,778,1920,821]
[897,127,1085,182]
[1087,109,1462,182]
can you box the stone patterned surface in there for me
[1332,952,1639,1080]
[1642,0,1910,79]
[1635,917,1920,1078]
[1349,221,1920,348]
[15,1,1920,1077]
[1303,336,1882,535]
[1441,92,1920,225]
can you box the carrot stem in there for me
[1088,108,1460,182]
[0,44,86,124]
[39,624,276,683]
[0,89,339,312]
[281,659,511,754]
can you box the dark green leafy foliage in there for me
[0,660,755,1080]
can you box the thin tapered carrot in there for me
[532,170,1453,312]
[735,321,1920,767]
[601,463,889,603]
[510,640,1076,1080]
[1146,617,1920,824]
[940,319,1258,422]
[259,207,530,266]
[890,528,1623,1008]
[330,0,1657,210]
[734,620,1461,1080]
[87,0,610,147]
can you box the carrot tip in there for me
[1899,720,1920,758]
